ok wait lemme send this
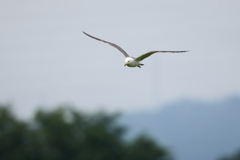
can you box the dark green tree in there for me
[0,105,172,160]
[126,135,171,160]
[219,150,240,160]
[0,106,37,160]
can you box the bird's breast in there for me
[127,60,140,67]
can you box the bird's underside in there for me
[83,31,188,68]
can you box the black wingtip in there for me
[180,50,190,53]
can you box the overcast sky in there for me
[1,0,240,117]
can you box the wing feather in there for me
[135,50,188,61]
[83,31,129,57]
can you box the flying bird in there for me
[83,31,188,68]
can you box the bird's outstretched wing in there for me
[83,31,129,57]
[135,50,188,61]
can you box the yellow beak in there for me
[124,63,127,67]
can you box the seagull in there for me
[83,31,188,68]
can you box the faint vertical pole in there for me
[151,57,161,108]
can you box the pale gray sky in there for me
[1,0,240,117]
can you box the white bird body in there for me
[83,31,188,68]
[124,57,141,67]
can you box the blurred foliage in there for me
[219,150,240,160]
[0,104,172,160]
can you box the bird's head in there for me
[124,57,134,67]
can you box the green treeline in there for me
[0,105,172,160]
[219,151,240,160]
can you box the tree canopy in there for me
[0,105,172,160]
[218,150,240,160]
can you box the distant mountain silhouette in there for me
[120,96,240,160]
